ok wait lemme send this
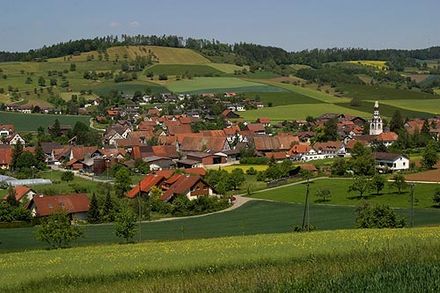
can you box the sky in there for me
[0,0,439,52]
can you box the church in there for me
[370,101,383,135]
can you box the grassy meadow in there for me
[252,178,440,209]
[0,111,90,131]
[240,103,370,121]
[378,99,440,115]
[347,60,388,70]
[1,227,440,292]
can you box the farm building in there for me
[27,194,90,220]
[374,152,409,172]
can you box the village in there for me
[2,94,438,221]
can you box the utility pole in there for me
[409,183,415,228]
[302,177,310,231]
[138,181,142,242]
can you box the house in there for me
[143,156,176,171]
[126,172,173,198]
[377,132,399,147]
[160,175,215,202]
[373,152,410,172]
[180,136,230,153]
[27,194,90,220]
[0,124,15,136]
[244,123,266,135]
[3,185,36,203]
[257,117,271,126]
[299,141,346,161]
[221,109,240,119]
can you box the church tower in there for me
[369,101,383,135]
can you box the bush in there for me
[61,171,74,182]
[246,167,257,175]
[355,202,405,228]
[240,157,269,165]
[433,189,440,207]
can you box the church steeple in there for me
[369,101,383,135]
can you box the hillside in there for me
[1,227,440,292]
[50,45,211,64]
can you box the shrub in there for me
[355,202,405,228]
[246,167,257,175]
[61,171,74,182]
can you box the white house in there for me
[374,152,409,172]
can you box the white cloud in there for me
[129,21,140,28]
[109,21,121,28]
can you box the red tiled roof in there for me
[167,124,193,135]
[127,174,165,198]
[199,130,226,137]
[160,175,202,201]
[265,152,288,160]
[71,146,98,161]
[152,145,178,158]
[0,146,13,166]
[289,144,311,155]
[223,126,240,136]
[245,123,265,133]
[180,136,228,153]
[257,117,271,124]
[378,131,399,142]
[184,167,207,176]
[32,194,89,217]
[2,185,32,201]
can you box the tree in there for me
[5,186,18,207]
[38,76,46,87]
[88,193,100,223]
[50,119,61,137]
[114,207,137,243]
[102,191,114,222]
[70,63,76,71]
[331,157,347,176]
[315,188,331,202]
[421,141,438,169]
[390,173,407,194]
[348,176,371,199]
[11,140,23,171]
[389,110,404,132]
[433,189,440,207]
[35,211,83,249]
[61,171,74,182]
[229,168,245,190]
[370,173,386,195]
[355,202,405,228]
[34,141,46,169]
[323,118,338,141]
[114,167,132,197]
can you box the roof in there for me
[0,146,13,166]
[184,167,207,176]
[31,194,89,217]
[180,136,228,153]
[71,146,98,161]
[377,131,399,142]
[313,141,343,151]
[300,163,318,172]
[2,185,32,201]
[167,124,193,135]
[199,130,226,137]
[40,142,62,154]
[374,152,408,161]
[245,123,265,133]
[265,152,288,160]
[289,143,311,155]
[160,175,202,201]
[127,174,165,198]
[152,145,178,159]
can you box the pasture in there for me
[1,227,440,292]
[252,178,440,209]
[244,90,323,106]
[0,111,90,131]
[337,100,435,118]
[240,103,369,121]
[207,63,248,73]
[378,99,440,115]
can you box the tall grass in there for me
[1,227,440,292]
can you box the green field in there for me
[0,111,90,131]
[378,99,440,115]
[337,100,435,118]
[252,178,440,209]
[337,83,439,101]
[146,64,223,76]
[347,60,388,70]
[1,227,440,292]
[2,199,440,253]
[165,77,280,93]
[207,63,248,73]
[240,103,370,121]
[221,164,268,172]
[245,90,323,106]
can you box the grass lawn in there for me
[221,164,268,172]
[252,178,440,209]
[337,100,434,118]
[207,63,248,73]
[1,227,440,291]
[165,77,275,93]
[1,200,440,254]
[33,170,109,195]
[0,111,90,131]
[240,103,370,121]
